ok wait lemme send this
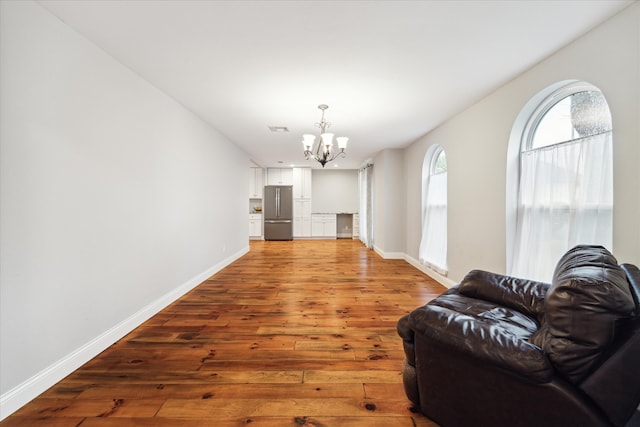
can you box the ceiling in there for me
[38,0,633,169]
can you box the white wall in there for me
[373,149,406,258]
[311,169,359,213]
[403,3,640,284]
[0,1,249,417]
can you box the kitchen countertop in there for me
[311,212,358,215]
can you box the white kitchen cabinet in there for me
[293,167,312,199]
[294,199,312,217]
[249,167,264,198]
[311,214,337,238]
[311,217,323,237]
[267,168,293,185]
[292,168,313,238]
[293,217,312,238]
[249,214,262,239]
[293,199,312,238]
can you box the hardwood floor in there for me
[3,240,446,426]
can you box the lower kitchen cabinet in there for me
[311,214,337,239]
[293,199,312,238]
[249,214,262,239]
[294,217,312,238]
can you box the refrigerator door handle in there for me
[276,187,280,217]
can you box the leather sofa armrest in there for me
[397,313,420,408]
[458,269,549,321]
[579,319,640,426]
[397,288,459,366]
[409,302,554,383]
[397,314,416,365]
[621,263,640,315]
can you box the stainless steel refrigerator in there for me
[264,185,293,240]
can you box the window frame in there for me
[521,81,609,152]
[419,144,448,275]
[506,80,613,279]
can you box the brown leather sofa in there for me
[398,245,640,427]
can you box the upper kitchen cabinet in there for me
[267,168,293,186]
[249,167,264,198]
[293,168,312,199]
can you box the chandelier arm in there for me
[314,139,323,158]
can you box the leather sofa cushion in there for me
[530,245,635,384]
[458,269,549,322]
[409,291,554,383]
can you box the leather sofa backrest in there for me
[530,245,636,384]
[457,269,549,321]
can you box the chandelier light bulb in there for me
[321,133,334,147]
[302,134,315,151]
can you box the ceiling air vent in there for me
[268,126,289,133]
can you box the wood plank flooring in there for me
[3,240,446,426]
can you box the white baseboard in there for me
[373,245,405,260]
[372,246,454,289]
[0,246,249,421]
[404,254,457,289]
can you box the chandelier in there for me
[302,104,348,167]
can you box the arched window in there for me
[419,145,447,275]
[507,81,613,282]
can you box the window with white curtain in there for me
[419,145,447,275]
[509,82,613,282]
[359,163,374,249]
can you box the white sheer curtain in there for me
[419,169,448,274]
[511,132,613,282]
[359,164,374,249]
